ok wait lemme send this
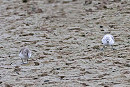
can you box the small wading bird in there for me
[19,48,31,64]
[101,34,115,50]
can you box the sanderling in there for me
[19,48,31,64]
[101,34,115,50]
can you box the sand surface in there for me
[0,0,130,87]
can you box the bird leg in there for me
[101,45,106,51]
[111,45,116,50]
[21,58,24,64]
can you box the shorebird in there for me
[19,48,31,64]
[101,34,115,50]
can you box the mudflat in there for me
[0,0,129,87]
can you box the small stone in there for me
[33,77,38,80]
[84,0,92,5]
[104,86,109,87]
[80,34,85,37]
[124,64,130,67]
[0,82,2,84]
[100,25,103,28]
[38,73,48,77]
[114,0,121,2]
[35,9,43,13]
[14,66,21,72]
[72,0,77,1]
[5,84,12,87]
[56,68,60,70]
[103,5,107,9]
[34,62,40,66]
[81,83,89,86]
[44,80,49,82]
[101,29,104,31]
[109,25,114,28]
[93,45,100,49]
[22,0,28,3]
[63,0,72,3]
[60,76,65,80]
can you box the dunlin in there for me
[101,34,115,50]
[19,48,31,64]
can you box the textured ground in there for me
[0,0,130,87]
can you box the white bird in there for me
[101,34,115,50]
[19,48,31,64]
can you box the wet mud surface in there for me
[0,0,129,87]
